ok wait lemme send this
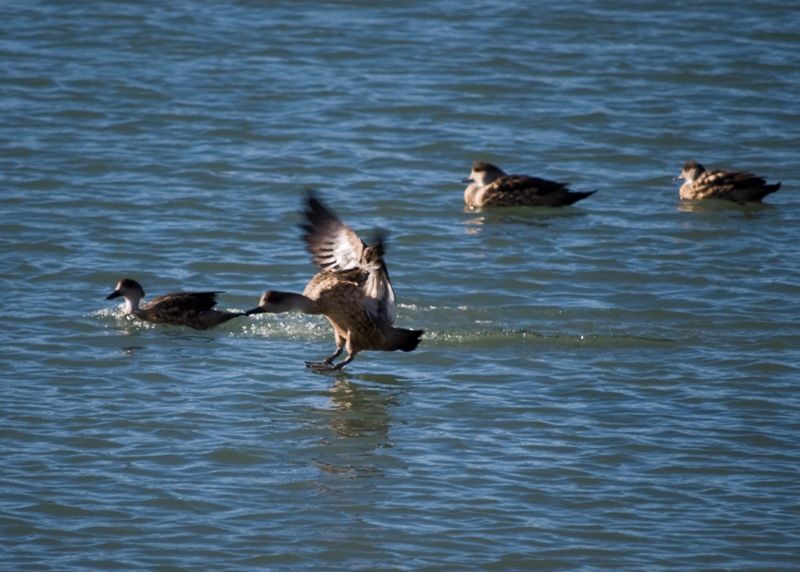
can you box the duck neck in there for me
[123,296,141,314]
[268,292,317,314]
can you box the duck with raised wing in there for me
[676,160,782,202]
[246,194,423,370]
[105,278,245,330]
[463,161,596,209]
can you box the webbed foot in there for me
[305,356,352,371]
[305,360,338,371]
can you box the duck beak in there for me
[245,306,265,316]
[106,290,121,300]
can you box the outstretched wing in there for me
[146,291,220,313]
[361,232,397,324]
[302,194,365,271]
[302,194,398,325]
[489,175,569,196]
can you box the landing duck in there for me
[246,194,423,370]
[463,161,596,209]
[676,160,781,202]
[106,278,245,330]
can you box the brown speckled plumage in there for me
[464,161,596,209]
[676,160,782,202]
[106,278,244,330]
[247,194,423,370]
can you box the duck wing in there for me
[697,170,769,193]
[303,195,397,325]
[302,195,366,271]
[145,291,221,314]
[488,175,570,196]
[361,231,397,324]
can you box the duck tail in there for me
[748,182,782,202]
[564,190,597,205]
[387,327,424,352]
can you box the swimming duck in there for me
[246,194,423,370]
[676,160,782,202]
[105,278,245,330]
[463,161,596,209]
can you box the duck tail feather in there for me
[388,327,424,352]
[565,190,597,205]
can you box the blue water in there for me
[2,1,799,569]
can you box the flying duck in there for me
[463,161,596,209]
[676,160,782,202]
[246,194,423,370]
[105,278,245,330]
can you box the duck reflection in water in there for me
[312,374,405,479]
[461,210,557,238]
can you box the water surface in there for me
[2,1,799,569]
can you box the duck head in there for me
[464,161,507,187]
[245,290,313,315]
[106,278,145,313]
[676,160,706,183]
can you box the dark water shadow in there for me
[677,199,773,216]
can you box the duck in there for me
[463,161,596,209]
[676,160,782,202]
[105,278,245,330]
[246,194,423,370]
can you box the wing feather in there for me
[489,175,569,196]
[145,292,220,313]
[302,195,397,324]
[699,170,766,189]
[302,195,365,271]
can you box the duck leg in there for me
[305,332,357,370]
[305,340,345,370]
[330,338,357,370]
[331,354,354,370]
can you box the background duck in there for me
[106,278,245,330]
[463,161,596,209]
[246,194,423,370]
[676,160,782,202]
